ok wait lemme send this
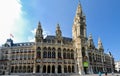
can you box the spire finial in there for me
[78,0,81,4]
[89,33,93,39]
[38,21,41,26]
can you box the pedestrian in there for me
[105,72,107,76]
[99,72,101,76]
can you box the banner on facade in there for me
[83,61,88,68]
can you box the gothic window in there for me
[57,40,61,44]
[19,66,22,72]
[58,65,62,73]
[48,52,51,58]
[71,53,74,59]
[37,51,41,58]
[47,65,50,73]
[52,51,55,58]
[68,66,71,73]
[80,26,84,36]
[58,52,61,58]
[72,65,74,73]
[43,51,47,58]
[58,48,61,58]
[63,52,66,59]
[43,65,46,73]
[67,53,70,59]
[31,66,33,73]
[23,66,26,73]
[52,65,55,73]
[27,66,31,73]
[64,65,67,73]
[11,66,14,73]
[36,65,40,73]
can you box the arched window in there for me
[64,65,67,73]
[71,53,74,59]
[58,48,61,58]
[80,26,84,35]
[30,66,33,73]
[58,65,62,73]
[37,51,41,58]
[48,51,51,58]
[43,51,47,58]
[68,66,71,73]
[27,66,30,73]
[15,66,18,73]
[36,65,40,73]
[11,66,14,73]
[23,66,26,73]
[52,65,55,73]
[52,51,55,58]
[63,52,66,59]
[43,65,46,73]
[72,65,74,73]
[47,65,51,73]
[67,53,70,59]
[19,66,22,73]
[58,52,61,58]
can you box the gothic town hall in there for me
[0,2,114,76]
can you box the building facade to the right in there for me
[115,61,120,73]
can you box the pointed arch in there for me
[47,65,51,73]
[72,65,74,73]
[68,66,71,73]
[52,51,56,58]
[64,65,67,73]
[58,65,62,73]
[43,51,47,58]
[36,65,40,73]
[52,65,55,73]
[11,66,14,73]
[43,65,46,73]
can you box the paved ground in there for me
[1,73,120,76]
[80,73,120,76]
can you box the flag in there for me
[10,34,14,38]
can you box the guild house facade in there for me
[0,3,114,76]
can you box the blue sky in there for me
[0,0,120,61]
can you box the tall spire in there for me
[76,2,83,17]
[72,1,87,39]
[98,38,104,51]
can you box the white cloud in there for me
[0,0,28,45]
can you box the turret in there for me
[98,38,104,51]
[35,21,43,42]
[56,23,62,39]
[87,34,95,49]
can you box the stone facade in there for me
[0,3,114,76]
